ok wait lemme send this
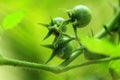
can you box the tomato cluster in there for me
[40,5,106,63]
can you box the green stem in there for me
[53,20,70,48]
[0,56,119,74]
[61,57,120,73]
[0,57,60,73]
[95,9,120,38]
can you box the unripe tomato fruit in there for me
[71,5,92,27]
[57,37,73,59]
[52,17,64,26]
[50,17,67,32]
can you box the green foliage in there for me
[2,10,25,30]
[80,36,120,57]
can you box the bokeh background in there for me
[0,0,118,80]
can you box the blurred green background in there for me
[0,0,118,80]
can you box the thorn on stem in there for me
[45,51,57,64]
[38,23,49,28]
[43,31,52,40]
[103,25,113,36]
[90,29,94,37]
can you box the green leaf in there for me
[80,36,118,56]
[2,10,25,30]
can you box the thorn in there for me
[45,51,57,64]
[50,17,54,26]
[90,29,94,37]
[43,31,52,40]
[41,44,54,49]
[38,23,49,28]
[103,25,112,36]
[63,38,75,46]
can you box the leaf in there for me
[41,44,54,49]
[2,10,25,30]
[80,36,119,56]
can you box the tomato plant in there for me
[0,0,120,80]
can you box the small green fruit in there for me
[40,17,66,40]
[57,37,73,59]
[52,17,64,26]
[50,17,67,32]
[71,5,92,28]
[44,37,73,63]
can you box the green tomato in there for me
[71,5,92,28]
[50,17,67,32]
[43,17,66,40]
[57,44,73,59]
[56,37,73,59]
[52,17,64,26]
[44,37,73,63]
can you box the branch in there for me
[0,56,119,74]
[62,57,120,72]
[0,57,60,73]
[95,9,120,38]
